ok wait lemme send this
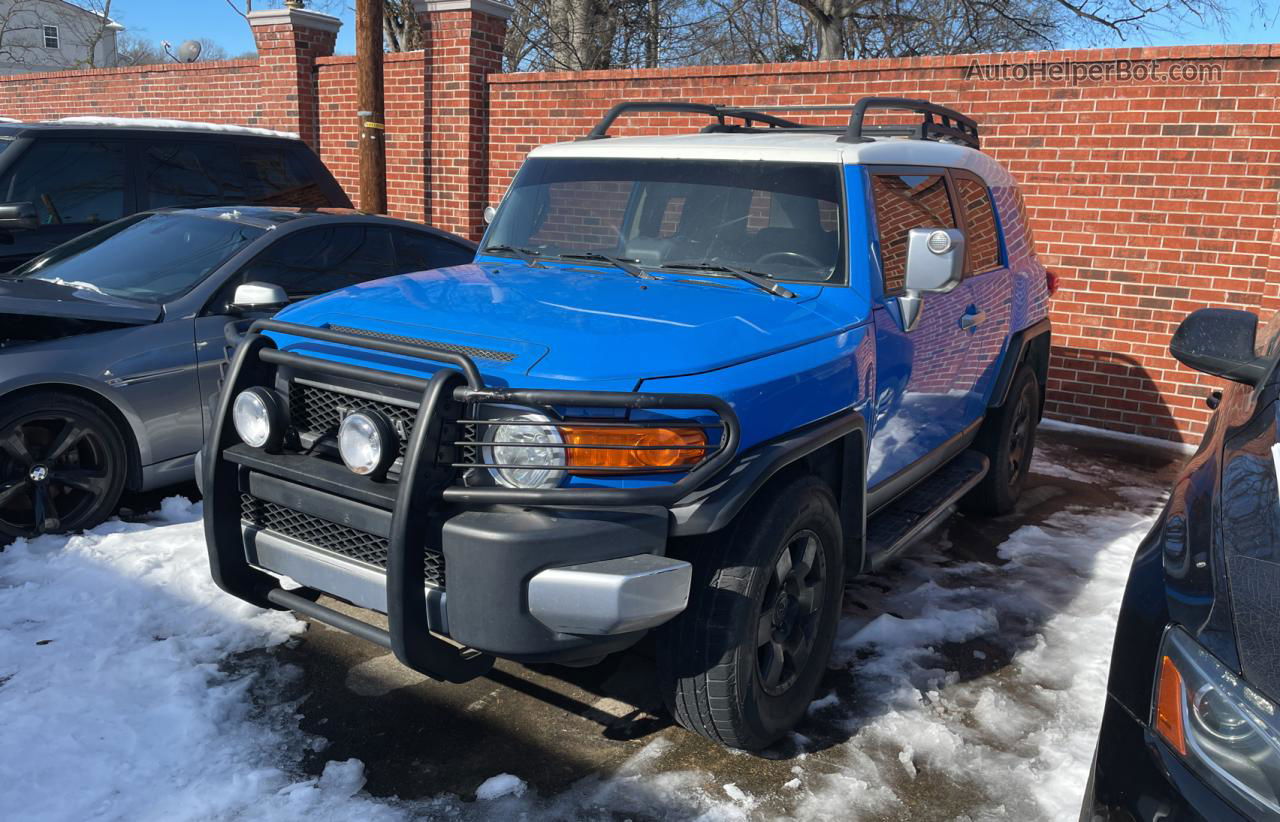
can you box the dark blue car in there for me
[203,99,1054,750]
[1083,307,1280,820]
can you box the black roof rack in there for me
[838,97,979,149]
[583,102,806,140]
[581,97,980,150]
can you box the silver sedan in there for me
[0,206,475,540]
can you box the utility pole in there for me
[356,0,387,213]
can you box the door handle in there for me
[959,309,986,330]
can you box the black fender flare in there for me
[989,318,1051,412]
[669,409,869,567]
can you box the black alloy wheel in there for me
[756,528,827,696]
[0,393,127,540]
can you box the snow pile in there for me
[0,501,398,822]
[475,773,526,800]
[52,116,300,140]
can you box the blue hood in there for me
[277,261,841,384]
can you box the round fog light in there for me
[232,388,278,449]
[339,411,396,477]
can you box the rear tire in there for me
[961,366,1040,516]
[657,474,844,750]
[0,392,128,541]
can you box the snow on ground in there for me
[0,442,1170,821]
[51,116,300,140]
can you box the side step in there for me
[865,450,989,571]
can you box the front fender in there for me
[0,368,153,467]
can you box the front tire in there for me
[658,474,844,750]
[0,392,128,541]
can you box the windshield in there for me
[11,212,264,302]
[485,157,845,284]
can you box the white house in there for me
[0,0,123,74]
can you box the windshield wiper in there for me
[481,244,544,267]
[661,262,796,299]
[553,252,657,280]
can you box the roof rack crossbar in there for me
[838,97,979,149]
[583,102,806,140]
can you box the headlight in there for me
[481,409,565,489]
[1155,627,1280,817]
[339,411,396,478]
[232,388,279,449]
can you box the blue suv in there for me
[203,98,1053,750]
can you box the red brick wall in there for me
[487,46,1280,444]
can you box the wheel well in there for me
[752,429,867,575]
[1,384,143,490]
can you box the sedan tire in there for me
[0,391,128,541]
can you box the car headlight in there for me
[481,408,565,489]
[232,388,279,449]
[339,411,396,478]
[1155,627,1280,817]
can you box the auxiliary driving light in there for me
[339,411,397,478]
[232,388,280,450]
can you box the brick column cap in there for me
[247,7,343,34]
[412,0,514,20]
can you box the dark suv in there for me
[0,120,352,270]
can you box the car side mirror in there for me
[0,202,38,231]
[1170,308,1270,386]
[229,282,288,314]
[897,228,965,332]
[483,205,497,225]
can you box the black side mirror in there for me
[0,202,38,231]
[1170,308,1270,386]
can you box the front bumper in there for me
[203,320,731,680]
[1082,694,1248,822]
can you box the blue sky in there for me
[115,0,1274,58]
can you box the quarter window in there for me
[143,142,246,209]
[240,146,331,208]
[954,176,1001,274]
[870,173,956,293]
[0,140,126,225]
[43,25,59,49]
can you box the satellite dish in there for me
[176,40,202,63]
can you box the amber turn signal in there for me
[1155,654,1188,756]
[562,426,708,473]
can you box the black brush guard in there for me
[203,320,740,682]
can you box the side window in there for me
[239,146,330,208]
[234,226,395,300]
[0,140,126,225]
[870,172,956,293]
[393,230,474,274]
[1255,311,1280,359]
[954,175,1001,275]
[142,141,246,209]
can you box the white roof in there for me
[50,117,299,140]
[531,131,1014,187]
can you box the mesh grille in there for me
[289,383,417,459]
[328,325,516,363]
[241,494,445,588]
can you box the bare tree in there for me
[116,31,164,66]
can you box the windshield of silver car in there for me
[10,212,264,302]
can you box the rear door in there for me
[950,171,1012,406]
[0,137,131,270]
[865,167,982,490]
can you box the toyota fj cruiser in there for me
[203,98,1052,751]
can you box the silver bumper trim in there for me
[242,525,448,634]
[527,553,691,636]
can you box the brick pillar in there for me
[249,7,341,148]
[415,0,511,239]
